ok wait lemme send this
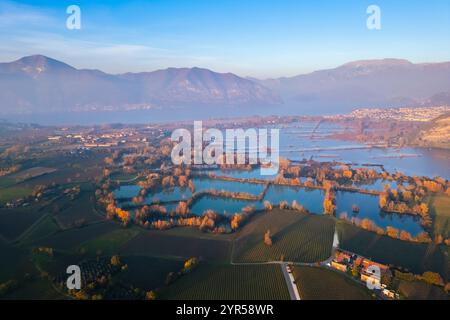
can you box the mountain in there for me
[1,55,449,120]
[0,55,280,115]
[258,59,450,113]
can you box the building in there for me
[331,261,348,272]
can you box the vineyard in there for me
[293,266,373,300]
[233,209,335,263]
[337,221,449,281]
[160,264,290,300]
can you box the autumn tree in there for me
[386,226,399,239]
[111,255,121,267]
[264,230,273,246]
[145,291,157,300]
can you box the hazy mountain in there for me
[259,59,450,113]
[0,55,280,115]
[1,56,449,121]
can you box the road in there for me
[281,263,301,300]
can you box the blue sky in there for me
[0,0,449,78]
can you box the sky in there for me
[0,0,449,78]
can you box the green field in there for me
[77,228,142,256]
[233,209,335,263]
[160,263,290,300]
[0,186,32,203]
[293,266,373,300]
[337,221,449,281]
[427,195,450,238]
[120,231,232,262]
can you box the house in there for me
[360,272,381,289]
[331,261,348,272]
[382,288,397,299]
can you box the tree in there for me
[351,263,359,278]
[264,230,273,246]
[145,291,157,300]
[111,255,121,267]
[183,257,199,273]
[263,201,273,211]
[386,226,399,239]
[420,271,443,286]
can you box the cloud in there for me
[0,0,57,27]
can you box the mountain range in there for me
[0,55,449,119]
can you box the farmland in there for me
[120,231,232,262]
[0,186,32,203]
[118,256,184,291]
[77,228,142,256]
[233,209,335,263]
[0,203,50,241]
[337,221,449,281]
[427,195,450,238]
[53,190,103,229]
[292,266,373,300]
[36,221,120,251]
[160,264,290,300]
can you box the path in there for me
[281,263,301,300]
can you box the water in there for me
[191,177,265,195]
[277,121,450,179]
[264,185,324,213]
[190,195,262,216]
[335,191,424,236]
[198,168,277,181]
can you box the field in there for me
[118,256,184,291]
[160,263,290,300]
[53,191,103,229]
[77,228,142,256]
[0,186,32,203]
[337,221,449,281]
[0,203,50,241]
[0,240,37,283]
[427,195,450,238]
[36,221,120,251]
[8,167,57,183]
[233,209,335,263]
[120,231,232,262]
[19,215,61,245]
[292,266,373,300]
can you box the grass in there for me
[0,186,32,203]
[233,209,335,263]
[120,230,232,262]
[337,221,449,281]
[426,195,450,238]
[293,266,373,300]
[160,263,290,300]
[77,228,142,256]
